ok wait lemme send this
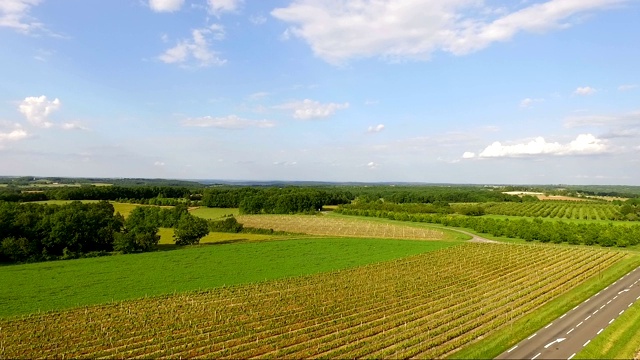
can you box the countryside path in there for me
[496,266,640,360]
[452,229,499,243]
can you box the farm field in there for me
[236,214,455,240]
[0,243,630,359]
[479,201,626,221]
[189,207,238,219]
[157,227,277,245]
[0,237,455,318]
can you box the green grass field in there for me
[0,238,457,318]
[189,207,238,219]
[158,227,277,245]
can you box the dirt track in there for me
[453,229,499,243]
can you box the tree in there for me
[208,216,243,233]
[174,214,209,245]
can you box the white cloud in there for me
[367,124,385,133]
[18,95,60,128]
[182,115,275,129]
[367,161,380,170]
[276,99,349,120]
[158,26,226,67]
[154,161,165,167]
[0,128,28,142]
[466,133,608,158]
[618,84,638,91]
[520,97,544,108]
[574,86,597,95]
[61,122,88,131]
[462,151,476,159]
[271,0,627,64]
[0,0,43,33]
[149,0,184,12]
[208,0,243,15]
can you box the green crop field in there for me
[480,201,628,221]
[0,237,456,318]
[1,243,631,359]
[189,207,238,219]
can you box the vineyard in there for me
[479,201,625,221]
[0,243,629,359]
[237,214,446,240]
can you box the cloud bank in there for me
[464,134,608,158]
[272,0,627,64]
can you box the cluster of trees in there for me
[200,185,527,214]
[620,203,640,220]
[47,186,194,201]
[349,186,523,204]
[0,201,124,262]
[342,201,490,216]
[0,189,48,202]
[0,185,195,203]
[201,187,353,214]
[336,208,640,247]
[0,201,210,264]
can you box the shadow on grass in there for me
[156,239,252,252]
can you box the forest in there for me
[0,202,209,263]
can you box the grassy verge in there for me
[448,253,640,359]
[0,237,457,318]
[576,301,640,359]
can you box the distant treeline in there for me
[0,176,202,187]
[0,186,194,203]
[0,202,209,264]
[4,182,638,216]
[202,188,354,214]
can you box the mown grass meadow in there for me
[0,237,457,318]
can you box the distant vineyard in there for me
[237,214,445,240]
[0,244,628,359]
[479,201,625,221]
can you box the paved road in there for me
[496,266,640,359]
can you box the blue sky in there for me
[1,0,639,184]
